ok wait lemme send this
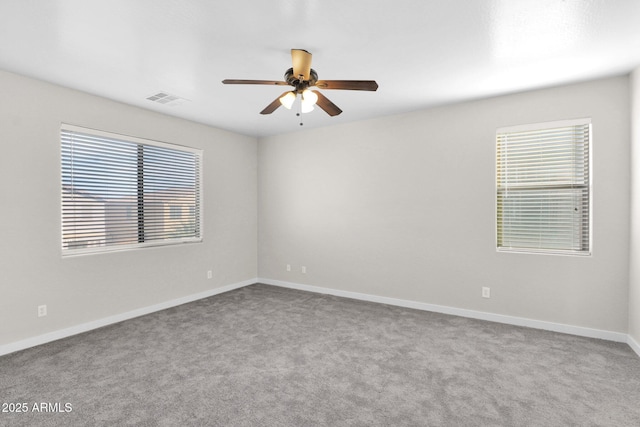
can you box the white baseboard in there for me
[628,335,640,358]
[0,278,257,357]
[259,278,629,344]
[4,277,635,358]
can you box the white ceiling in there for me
[1,0,640,138]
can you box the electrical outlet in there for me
[286,264,291,272]
[482,287,491,298]
[37,305,47,317]
[207,270,212,279]
[301,266,307,274]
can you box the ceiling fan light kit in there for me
[222,49,378,118]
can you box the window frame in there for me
[495,118,592,256]
[60,124,203,257]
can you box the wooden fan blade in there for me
[313,90,342,116]
[315,80,378,91]
[291,49,312,81]
[260,91,291,115]
[222,79,288,86]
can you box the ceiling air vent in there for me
[146,92,189,107]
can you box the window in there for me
[496,119,591,255]
[61,124,202,255]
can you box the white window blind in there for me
[496,119,591,255]
[61,124,202,255]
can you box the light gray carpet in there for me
[1,283,639,426]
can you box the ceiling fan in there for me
[222,49,378,117]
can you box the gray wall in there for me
[630,68,640,343]
[2,69,634,349]
[258,76,631,333]
[0,70,258,346]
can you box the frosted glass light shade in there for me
[279,91,296,109]
[301,89,317,113]
[302,89,318,105]
[301,101,314,113]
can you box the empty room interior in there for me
[2,0,640,425]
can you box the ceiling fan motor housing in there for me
[285,68,319,91]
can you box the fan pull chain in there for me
[297,103,303,126]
